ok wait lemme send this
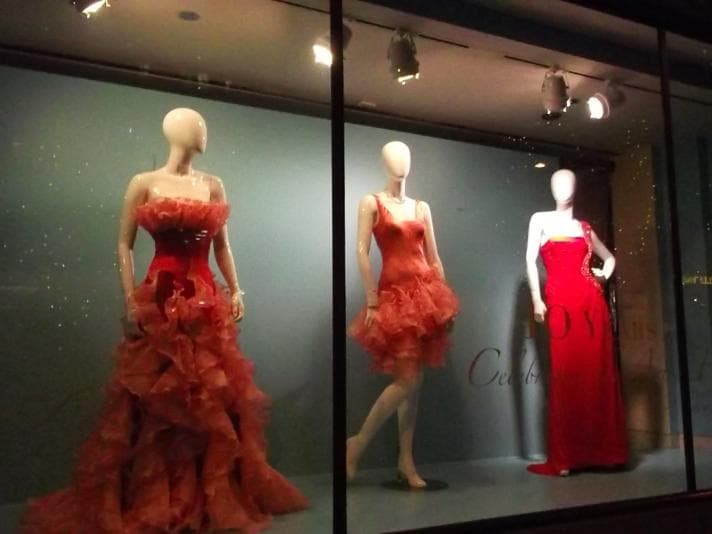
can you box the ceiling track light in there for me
[541,66,571,121]
[388,29,420,85]
[313,23,353,68]
[587,80,626,120]
[71,0,110,17]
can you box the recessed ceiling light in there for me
[179,10,200,21]
[535,162,547,169]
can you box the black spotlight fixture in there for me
[587,80,626,120]
[388,29,420,85]
[71,0,109,17]
[541,67,572,121]
[313,23,353,67]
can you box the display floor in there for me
[1,450,710,533]
[347,448,701,534]
[0,472,333,534]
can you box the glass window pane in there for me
[343,2,685,530]
[0,1,333,532]
[668,31,712,491]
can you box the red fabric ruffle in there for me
[135,197,230,236]
[348,269,459,374]
[22,253,307,533]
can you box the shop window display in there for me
[0,1,333,532]
[0,1,710,533]
[343,1,688,532]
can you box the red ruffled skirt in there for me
[348,269,459,374]
[21,275,307,534]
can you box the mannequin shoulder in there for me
[124,172,151,196]
[358,194,378,212]
[529,211,553,224]
[204,174,226,195]
[528,211,551,231]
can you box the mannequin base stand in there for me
[381,477,449,492]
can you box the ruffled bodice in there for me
[135,197,230,236]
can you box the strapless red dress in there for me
[21,198,308,533]
[528,221,628,476]
[348,195,459,375]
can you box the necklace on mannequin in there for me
[384,191,406,204]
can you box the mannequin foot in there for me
[346,436,363,482]
[397,459,427,489]
[396,469,427,489]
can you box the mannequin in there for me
[118,107,244,332]
[526,169,613,323]
[21,108,307,534]
[525,168,628,477]
[346,141,459,489]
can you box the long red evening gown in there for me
[21,197,308,533]
[348,195,459,375]
[528,221,628,476]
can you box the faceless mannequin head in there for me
[381,141,411,181]
[162,108,208,154]
[550,169,576,204]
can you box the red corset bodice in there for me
[134,197,230,304]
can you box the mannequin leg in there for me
[346,360,421,480]
[397,371,426,488]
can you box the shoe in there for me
[397,470,427,489]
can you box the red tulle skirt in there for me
[21,274,307,534]
[348,270,459,375]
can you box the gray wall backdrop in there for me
[0,65,332,503]
[345,124,555,469]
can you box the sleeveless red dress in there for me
[21,197,308,533]
[528,221,628,476]
[348,195,459,375]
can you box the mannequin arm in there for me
[117,174,146,311]
[210,177,244,321]
[356,195,379,307]
[421,201,445,279]
[589,229,616,280]
[526,213,546,322]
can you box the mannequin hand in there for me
[533,298,547,323]
[365,307,377,328]
[591,268,607,284]
[231,292,245,322]
[122,297,143,339]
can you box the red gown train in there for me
[348,195,459,374]
[21,197,308,533]
[528,221,628,476]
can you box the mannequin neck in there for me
[384,177,406,201]
[554,202,574,218]
[164,146,195,176]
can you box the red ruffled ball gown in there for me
[348,195,459,374]
[21,197,308,533]
[528,221,628,476]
